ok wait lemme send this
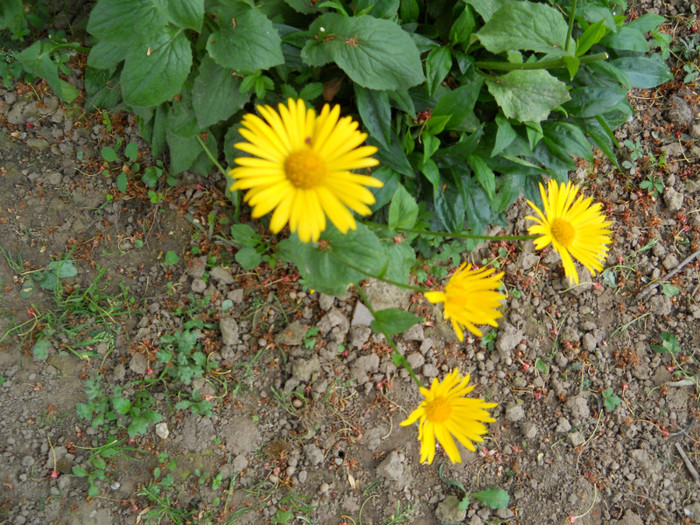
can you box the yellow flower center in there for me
[425,396,452,423]
[284,148,326,189]
[550,218,575,247]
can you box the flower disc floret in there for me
[228,98,382,243]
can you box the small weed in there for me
[174,389,213,417]
[480,329,497,351]
[303,326,320,351]
[639,174,664,197]
[601,387,621,412]
[651,332,681,353]
[157,329,219,385]
[162,250,180,266]
[381,501,416,524]
[72,439,142,497]
[221,223,277,270]
[438,463,510,510]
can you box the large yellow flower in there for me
[401,369,498,464]
[228,98,382,242]
[424,263,506,340]
[526,179,612,285]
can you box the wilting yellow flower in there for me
[526,179,612,285]
[228,98,382,242]
[401,369,497,464]
[424,263,506,340]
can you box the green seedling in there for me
[602,387,621,412]
[223,223,277,270]
[157,329,219,385]
[174,389,213,417]
[72,439,141,497]
[480,330,498,351]
[639,174,664,197]
[303,327,320,351]
[438,464,510,510]
[162,250,179,266]
[651,332,681,353]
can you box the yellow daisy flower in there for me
[228,98,382,243]
[526,179,612,285]
[424,263,506,340]
[401,369,498,465]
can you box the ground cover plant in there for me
[1,0,699,524]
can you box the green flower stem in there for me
[196,135,228,179]
[566,0,578,53]
[355,286,424,389]
[475,52,607,71]
[360,220,536,242]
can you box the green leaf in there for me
[388,184,419,230]
[602,388,621,412]
[87,40,129,70]
[382,240,415,283]
[600,26,649,53]
[284,0,318,14]
[101,146,117,162]
[192,56,249,128]
[33,338,51,361]
[492,114,517,157]
[72,466,89,477]
[576,19,607,56]
[38,260,78,290]
[465,0,507,22]
[486,70,570,123]
[662,283,680,298]
[565,86,628,118]
[302,13,424,90]
[627,13,665,34]
[166,0,204,31]
[163,251,179,266]
[112,396,131,415]
[121,26,192,107]
[450,5,476,46]
[651,332,681,353]
[87,0,168,42]
[0,0,25,33]
[116,172,127,193]
[473,488,510,510]
[17,41,79,103]
[235,247,262,270]
[432,80,483,133]
[542,122,593,162]
[370,308,423,337]
[477,1,573,55]
[426,46,452,97]
[467,154,495,200]
[355,86,392,149]
[207,5,283,73]
[610,57,673,89]
[278,223,385,296]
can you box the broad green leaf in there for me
[207,5,283,73]
[72,466,89,477]
[565,86,628,118]
[600,26,649,52]
[87,0,168,42]
[477,1,573,55]
[18,42,79,102]
[465,0,507,22]
[33,338,51,361]
[235,247,262,270]
[166,131,200,175]
[163,251,179,266]
[284,0,318,14]
[486,70,569,123]
[382,240,415,283]
[627,13,665,33]
[467,154,495,200]
[388,184,419,230]
[47,258,77,278]
[426,46,452,97]
[302,14,424,90]
[230,224,259,247]
[20,278,35,298]
[610,57,673,89]
[355,86,392,148]
[354,0,400,18]
[192,56,249,128]
[373,135,414,178]
[473,489,510,510]
[370,308,423,337]
[492,114,517,157]
[121,27,192,106]
[576,19,607,56]
[112,397,132,415]
[278,224,384,296]
[167,0,204,31]
[101,146,117,162]
[542,121,593,162]
[87,40,129,69]
[0,0,25,33]
[450,4,476,46]
[125,142,138,162]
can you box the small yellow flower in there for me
[526,179,612,285]
[424,263,506,340]
[401,369,498,465]
[228,98,382,243]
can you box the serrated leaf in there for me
[477,1,573,55]
[163,251,179,266]
[302,13,424,90]
[111,396,131,415]
[207,5,283,73]
[473,488,510,509]
[167,0,204,31]
[121,26,192,107]
[87,0,168,42]
[33,338,51,361]
[388,185,418,230]
[277,223,384,296]
[370,308,422,337]
[486,70,570,123]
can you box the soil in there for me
[0,1,699,525]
